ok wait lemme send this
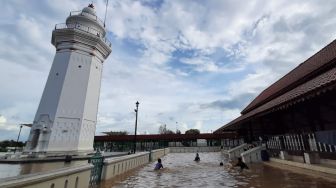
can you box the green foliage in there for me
[158,124,175,134]
[0,139,25,150]
[105,131,128,136]
[185,129,200,135]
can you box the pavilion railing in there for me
[266,131,336,159]
[222,138,245,148]
[54,23,112,47]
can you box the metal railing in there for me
[70,10,105,27]
[222,138,245,148]
[54,23,111,47]
[266,132,336,153]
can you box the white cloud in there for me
[1,0,336,141]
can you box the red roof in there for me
[242,40,336,114]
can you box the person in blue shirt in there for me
[154,158,163,170]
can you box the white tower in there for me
[25,4,112,155]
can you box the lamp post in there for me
[133,101,139,153]
[14,125,23,154]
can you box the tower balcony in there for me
[54,23,112,48]
[69,10,105,27]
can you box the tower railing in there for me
[54,23,111,47]
[70,11,105,27]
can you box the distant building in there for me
[94,133,237,152]
[24,5,112,155]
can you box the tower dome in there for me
[65,4,106,37]
[82,4,96,16]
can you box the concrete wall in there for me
[226,144,248,159]
[102,152,150,180]
[169,146,221,153]
[241,146,264,163]
[150,148,170,162]
[0,164,92,188]
[269,157,336,176]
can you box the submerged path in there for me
[100,152,335,188]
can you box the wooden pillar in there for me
[249,121,253,143]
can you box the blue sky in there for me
[1,0,336,141]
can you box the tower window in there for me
[78,65,82,68]
[56,73,59,76]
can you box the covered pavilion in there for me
[215,40,336,160]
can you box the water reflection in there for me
[0,160,87,179]
[100,152,335,188]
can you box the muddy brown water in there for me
[99,152,335,188]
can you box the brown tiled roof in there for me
[242,40,336,114]
[216,66,336,132]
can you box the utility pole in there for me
[133,101,139,153]
[14,125,23,154]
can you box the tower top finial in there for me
[88,3,94,9]
[82,4,96,16]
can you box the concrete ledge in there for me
[169,146,220,153]
[226,143,247,159]
[102,152,150,180]
[0,164,93,188]
[150,148,168,161]
[241,146,264,163]
[104,152,149,164]
[0,152,127,164]
[268,157,336,176]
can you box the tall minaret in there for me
[25,4,112,155]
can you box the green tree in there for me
[105,131,128,136]
[0,140,25,152]
[159,124,175,134]
[185,129,200,135]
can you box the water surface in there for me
[100,152,335,188]
[0,160,87,179]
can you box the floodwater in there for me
[0,160,87,179]
[100,152,335,188]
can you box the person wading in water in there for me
[194,153,200,161]
[154,158,163,170]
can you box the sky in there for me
[0,0,336,141]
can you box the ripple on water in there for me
[100,152,335,188]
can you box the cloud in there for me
[1,0,336,141]
[200,93,255,111]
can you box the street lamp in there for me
[14,125,23,154]
[133,101,139,153]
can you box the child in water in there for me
[194,153,200,161]
[154,158,163,170]
[234,157,249,171]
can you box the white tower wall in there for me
[24,5,111,155]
